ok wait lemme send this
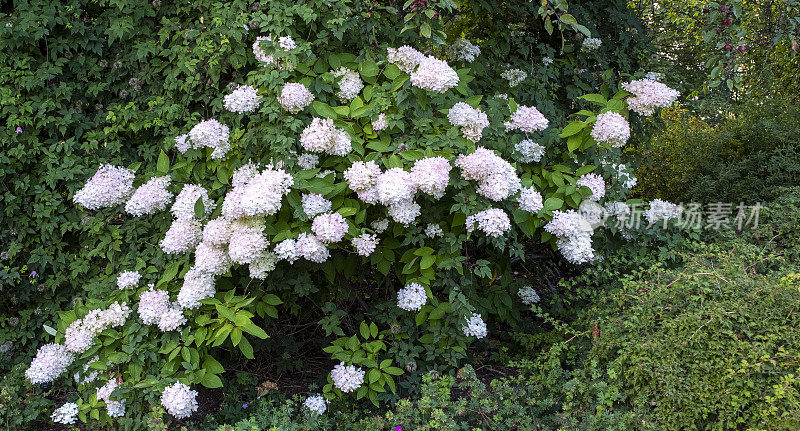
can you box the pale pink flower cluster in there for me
[331,362,365,393]
[332,67,363,101]
[65,302,131,353]
[352,233,378,256]
[228,219,268,264]
[312,212,348,243]
[462,313,487,338]
[455,148,521,201]
[172,184,214,220]
[236,166,294,217]
[344,161,381,203]
[189,119,230,159]
[158,307,187,332]
[410,55,460,93]
[295,232,330,263]
[622,79,680,116]
[161,382,198,419]
[387,46,424,73]
[372,113,388,132]
[138,288,171,325]
[447,102,489,142]
[466,208,511,238]
[299,118,352,156]
[278,83,314,113]
[193,240,232,275]
[411,156,451,198]
[302,193,332,217]
[125,176,172,216]
[377,167,416,205]
[590,112,630,147]
[25,343,74,384]
[224,84,260,113]
[274,238,300,263]
[397,282,427,311]
[577,173,606,201]
[74,164,135,210]
[504,106,549,133]
[160,219,202,254]
[116,270,141,290]
[518,187,543,213]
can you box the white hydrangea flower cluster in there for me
[138,288,169,322]
[97,379,126,417]
[344,161,381,203]
[514,139,545,163]
[425,224,443,238]
[125,176,172,216]
[387,45,425,73]
[374,167,420,224]
[304,394,328,415]
[174,134,191,153]
[643,199,682,226]
[500,68,527,87]
[178,267,216,308]
[609,163,637,189]
[232,166,294,217]
[455,148,521,201]
[371,218,389,233]
[51,402,79,424]
[545,210,596,264]
[447,102,489,142]
[332,67,363,101]
[26,343,74,384]
[590,112,630,147]
[116,270,141,290]
[74,164,135,210]
[411,156,452,198]
[504,105,550,133]
[73,358,99,385]
[372,113,388,132]
[253,35,296,67]
[410,55,460,93]
[160,219,202,254]
[542,57,554,65]
[518,285,540,305]
[582,37,602,51]
[466,208,512,238]
[161,382,198,419]
[228,219,268,264]
[299,118,352,156]
[645,71,663,81]
[577,173,606,201]
[518,187,543,213]
[397,282,427,311]
[274,238,300,263]
[249,252,278,279]
[622,79,680,116]
[172,184,214,220]
[302,193,332,217]
[65,302,131,353]
[605,201,632,224]
[297,153,319,169]
[295,232,330,263]
[278,83,315,113]
[352,233,378,256]
[223,84,260,113]
[189,119,231,159]
[462,313,487,338]
[330,362,365,393]
[447,38,481,62]
[311,212,348,243]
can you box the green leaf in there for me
[202,356,225,374]
[242,322,269,339]
[312,101,338,119]
[419,334,435,344]
[567,134,582,152]
[579,94,607,105]
[157,261,180,288]
[157,150,169,173]
[559,13,578,25]
[360,321,370,339]
[368,368,380,383]
[194,197,205,219]
[384,366,404,375]
[543,197,564,211]
[263,294,283,306]
[215,305,237,322]
[420,22,431,38]
[238,336,254,359]
[201,373,223,388]
[43,324,57,336]
[560,121,585,138]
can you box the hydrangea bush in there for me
[3,0,680,426]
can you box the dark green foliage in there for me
[633,98,800,204]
